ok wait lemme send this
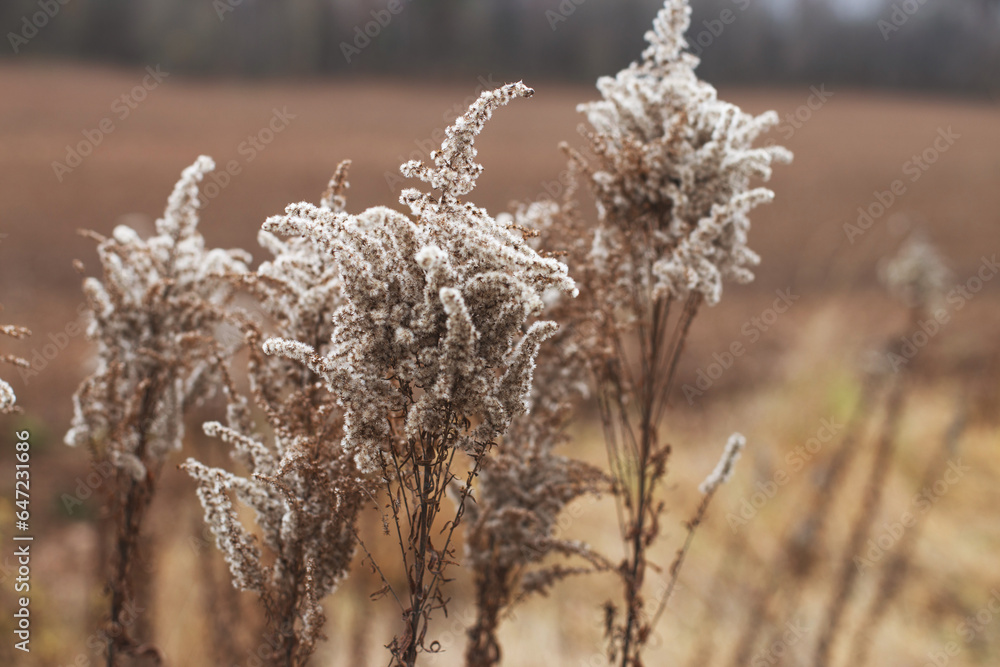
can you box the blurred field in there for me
[0,62,998,666]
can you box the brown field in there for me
[0,62,998,666]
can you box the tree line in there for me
[3,0,999,95]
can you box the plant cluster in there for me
[561,3,789,663]
[65,2,792,665]
[66,155,249,664]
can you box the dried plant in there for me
[721,233,957,667]
[58,8,804,664]
[554,1,789,663]
[573,0,791,312]
[259,82,574,666]
[879,231,953,314]
[657,432,745,600]
[461,215,612,665]
[847,399,968,666]
[183,406,365,666]
[182,163,370,667]
[0,319,30,414]
[65,156,248,664]
[812,233,951,666]
[726,371,888,667]
[811,379,907,667]
[241,159,352,360]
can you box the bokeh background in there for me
[0,1,998,665]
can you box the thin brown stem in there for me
[846,399,968,666]
[813,378,907,667]
[727,372,886,667]
[650,484,722,630]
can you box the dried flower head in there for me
[880,232,952,312]
[0,322,30,413]
[261,82,576,473]
[252,160,350,343]
[575,0,792,307]
[699,432,746,495]
[65,156,250,478]
[235,160,353,411]
[466,296,605,572]
[183,415,365,664]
